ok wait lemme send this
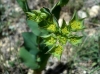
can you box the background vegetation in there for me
[0,0,100,74]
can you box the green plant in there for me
[17,0,85,74]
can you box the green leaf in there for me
[57,0,69,6]
[16,0,30,13]
[39,29,49,36]
[19,47,40,69]
[51,0,69,19]
[40,7,51,16]
[22,32,39,55]
[51,4,61,20]
[53,16,59,28]
[70,11,77,21]
[26,20,41,36]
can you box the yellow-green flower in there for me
[51,45,63,59]
[32,10,41,14]
[26,10,48,23]
[69,36,82,45]
[54,45,62,55]
[40,13,47,19]
[26,12,36,20]
[61,19,70,35]
[70,20,83,31]
[57,35,67,44]
[45,36,56,45]
[59,36,67,44]
[61,26,70,35]
[47,24,56,32]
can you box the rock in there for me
[78,10,87,18]
[84,0,100,7]
[27,69,33,74]
[88,5,100,18]
[83,70,87,74]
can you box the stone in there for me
[78,10,87,18]
[88,5,100,18]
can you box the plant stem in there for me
[34,70,42,74]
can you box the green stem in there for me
[34,70,42,74]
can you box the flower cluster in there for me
[26,10,48,23]
[70,20,83,31]
[26,9,84,59]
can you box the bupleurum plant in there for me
[17,0,85,74]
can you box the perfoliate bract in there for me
[69,36,82,45]
[46,24,57,32]
[44,36,56,46]
[61,19,70,35]
[26,10,48,23]
[50,45,63,60]
[70,20,84,31]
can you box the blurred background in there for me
[0,0,100,74]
